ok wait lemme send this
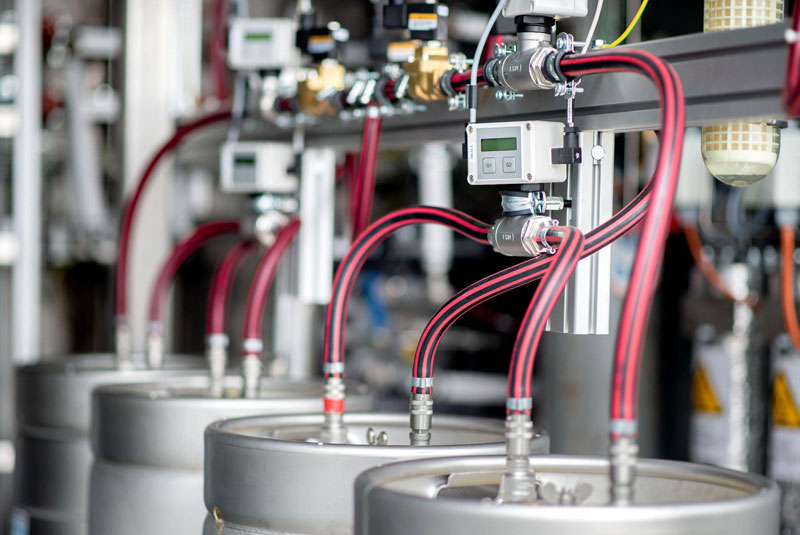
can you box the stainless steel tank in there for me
[202,412,549,535]
[13,353,200,535]
[354,454,780,535]
[88,376,373,535]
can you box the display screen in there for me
[481,137,517,152]
[245,32,272,41]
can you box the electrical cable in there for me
[206,238,258,338]
[469,0,507,123]
[241,219,301,360]
[115,110,231,352]
[601,0,649,48]
[507,226,584,410]
[148,220,240,329]
[323,207,491,398]
[683,223,758,309]
[785,0,800,116]
[780,225,800,353]
[581,0,605,54]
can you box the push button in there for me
[502,156,516,173]
[482,157,496,174]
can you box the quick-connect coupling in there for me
[241,338,263,399]
[320,375,348,444]
[206,333,229,398]
[497,410,537,503]
[609,429,639,506]
[409,392,434,446]
[488,215,558,258]
[146,322,164,369]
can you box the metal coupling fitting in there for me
[497,413,537,503]
[609,434,639,506]
[492,44,556,93]
[501,191,565,216]
[206,334,229,397]
[146,322,164,369]
[409,393,434,446]
[320,376,348,443]
[241,353,263,399]
[488,215,557,258]
[115,320,132,370]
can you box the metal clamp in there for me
[537,222,558,255]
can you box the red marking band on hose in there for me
[324,398,345,414]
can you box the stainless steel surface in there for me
[548,131,613,334]
[203,412,549,535]
[354,455,780,535]
[13,353,201,535]
[89,376,372,535]
[12,0,42,364]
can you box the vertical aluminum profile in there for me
[547,131,613,335]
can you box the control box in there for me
[503,0,588,19]
[220,142,297,194]
[465,120,566,185]
[228,18,296,70]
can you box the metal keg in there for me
[88,376,373,535]
[202,412,549,535]
[13,353,200,535]
[354,454,780,535]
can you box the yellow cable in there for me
[602,0,649,48]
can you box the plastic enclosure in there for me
[503,0,589,19]
[220,141,297,194]
[466,120,566,185]
[227,18,296,70]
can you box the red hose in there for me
[785,2,800,117]
[148,220,240,326]
[115,111,230,327]
[206,239,258,336]
[351,111,383,240]
[560,50,685,429]
[210,0,230,101]
[241,219,301,356]
[507,227,584,411]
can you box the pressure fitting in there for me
[241,340,263,399]
[497,411,537,503]
[609,433,639,506]
[146,322,164,369]
[484,38,556,93]
[488,215,558,258]
[320,376,348,444]
[206,333,229,398]
[409,392,433,446]
[403,44,455,102]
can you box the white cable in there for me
[581,0,604,54]
[469,0,508,123]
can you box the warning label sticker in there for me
[690,342,731,467]
[770,356,800,482]
[408,13,438,31]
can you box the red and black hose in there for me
[506,227,584,412]
[323,207,491,386]
[785,2,800,116]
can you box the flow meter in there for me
[465,120,566,185]
[227,18,296,70]
[220,142,297,194]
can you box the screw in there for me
[526,123,531,131]
[526,173,533,181]
[468,126,473,133]
[556,36,565,49]
[468,175,475,182]
[495,89,504,100]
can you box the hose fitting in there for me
[609,431,639,506]
[115,318,132,370]
[241,339,263,398]
[490,42,556,93]
[206,333,229,398]
[409,392,434,446]
[320,376,348,443]
[497,411,537,503]
[146,322,164,369]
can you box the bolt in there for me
[591,145,606,161]
[556,36,565,49]
[495,89,504,100]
